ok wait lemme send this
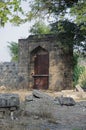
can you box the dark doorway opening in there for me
[32,46,49,89]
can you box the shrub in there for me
[73,53,84,87]
[73,65,84,86]
[79,67,86,90]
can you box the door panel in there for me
[34,54,49,74]
[33,54,49,89]
[33,76,48,89]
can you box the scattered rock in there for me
[0,93,20,108]
[76,101,86,107]
[32,90,54,100]
[25,95,33,102]
[24,90,57,119]
[0,86,6,90]
[0,90,86,130]
[55,96,76,106]
[24,90,77,118]
[75,85,84,92]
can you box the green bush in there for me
[73,53,84,87]
[73,65,84,86]
[8,42,19,62]
[79,67,86,89]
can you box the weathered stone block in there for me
[32,90,54,100]
[55,96,76,106]
[0,94,20,108]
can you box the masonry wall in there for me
[49,48,73,90]
[18,39,30,89]
[18,34,73,90]
[0,62,18,89]
[0,34,73,91]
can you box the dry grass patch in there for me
[0,87,32,101]
[0,87,86,101]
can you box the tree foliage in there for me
[27,0,86,55]
[0,0,86,37]
[28,0,78,20]
[8,42,18,61]
[0,0,25,26]
[30,21,50,35]
[71,0,86,25]
[50,20,86,54]
[28,0,85,25]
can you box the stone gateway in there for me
[18,34,73,91]
[0,34,73,91]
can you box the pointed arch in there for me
[30,46,49,89]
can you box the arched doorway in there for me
[31,46,49,89]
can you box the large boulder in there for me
[24,90,57,119]
[32,90,54,100]
[0,94,20,108]
[25,90,54,102]
[55,96,76,106]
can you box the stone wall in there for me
[0,62,18,89]
[18,34,73,90]
[18,39,29,89]
[0,34,73,91]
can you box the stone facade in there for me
[0,34,73,90]
[18,34,73,90]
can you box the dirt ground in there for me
[0,87,86,130]
[0,87,86,101]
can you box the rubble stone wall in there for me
[0,62,18,89]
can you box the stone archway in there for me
[30,46,49,89]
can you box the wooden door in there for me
[33,54,49,89]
